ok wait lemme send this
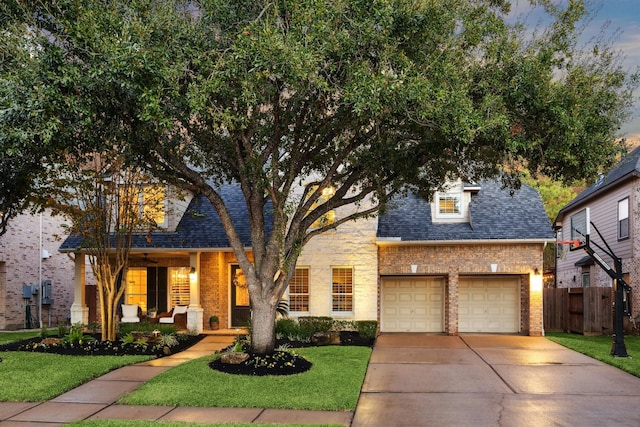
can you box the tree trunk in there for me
[250,297,278,354]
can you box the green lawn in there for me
[0,352,152,401]
[546,332,640,377]
[0,330,41,344]
[119,346,371,411]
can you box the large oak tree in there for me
[1,0,637,353]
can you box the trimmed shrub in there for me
[298,316,334,333]
[355,320,378,339]
[275,318,298,338]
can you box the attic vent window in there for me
[436,191,463,218]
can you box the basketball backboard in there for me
[569,208,590,250]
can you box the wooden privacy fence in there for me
[544,287,613,335]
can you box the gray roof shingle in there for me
[59,183,273,251]
[377,180,553,241]
[60,179,553,252]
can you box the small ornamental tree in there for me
[55,154,164,341]
[1,0,637,353]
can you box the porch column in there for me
[69,253,88,325]
[188,251,204,333]
[529,270,544,336]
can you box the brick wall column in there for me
[446,268,459,335]
[529,272,544,336]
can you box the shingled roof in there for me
[557,145,640,217]
[377,180,553,241]
[60,179,553,252]
[59,183,273,252]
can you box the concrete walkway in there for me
[0,333,352,426]
[352,333,640,426]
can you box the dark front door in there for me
[230,265,251,327]
[147,267,168,313]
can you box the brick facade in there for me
[0,210,75,330]
[378,242,545,336]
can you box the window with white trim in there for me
[168,267,190,307]
[332,267,353,312]
[119,184,167,228]
[125,267,148,313]
[308,185,336,229]
[142,185,166,227]
[556,228,565,259]
[288,268,309,312]
[435,191,463,218]
[618,197,629,240]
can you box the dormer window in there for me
[308,185,336,229]
[435,191,463,218]
[120,184,167,228]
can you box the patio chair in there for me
[121,304,141,323]
[158,305,188,328]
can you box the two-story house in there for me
[60,179,552,336]
[555,146,640,320]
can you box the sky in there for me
[509,0,640,145]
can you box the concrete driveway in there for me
[352,334,640,426]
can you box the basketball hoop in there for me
[556,239,582,249]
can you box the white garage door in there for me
[381,277,444,332]
[459,277,520,333]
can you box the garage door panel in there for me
[382,278,444,332]
[459,278,519,333]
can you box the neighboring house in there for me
[555,146,640,320]
[60,179,552,336]
[0,210,75,330]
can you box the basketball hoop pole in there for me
[580,232,630,357]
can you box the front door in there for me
[230,265,251,327]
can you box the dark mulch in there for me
[0,333,205,357]
[209,350,313,376]
[209,331,374,376]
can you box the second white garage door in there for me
[381,277,444,332]
[458,277,520,333]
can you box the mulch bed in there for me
[208,331,374,376]
[0,333,205,357]
[1,330,374,376]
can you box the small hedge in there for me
[119,322,178,336]
[276,317,378,341]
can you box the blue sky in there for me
[509,0,640,143]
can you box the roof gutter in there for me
[376,238,551,246]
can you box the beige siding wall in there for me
[0,211,75,330]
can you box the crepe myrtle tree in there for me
[49,153,165,342]
[1,0,637,353]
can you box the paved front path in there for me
[352,334,640,426]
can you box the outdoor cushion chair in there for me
[121,304,141,323]
[158,305,188,328]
